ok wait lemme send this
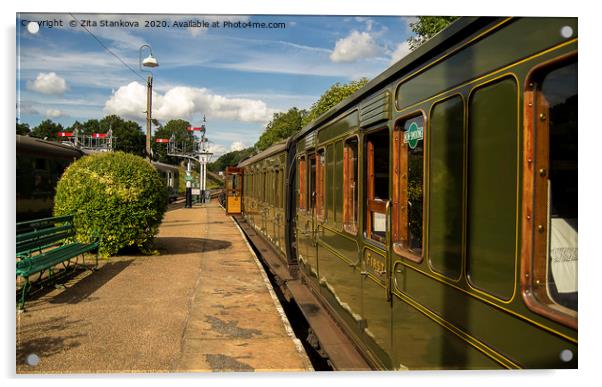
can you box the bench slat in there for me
[16,215,73,234]
[17,230,74,256]
[17,242,98,277]
[17,224,73,244]
[16,215,99,310]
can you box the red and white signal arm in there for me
[155,138,169,143]
[187,126,206,132]
[58,132,74,137]
[92,133,107,139]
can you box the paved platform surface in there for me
[16,201,312,373]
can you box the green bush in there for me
[54,151,168,257]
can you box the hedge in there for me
[54,151,168,257]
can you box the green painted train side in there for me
[239,17,577,370]
[240,142,288,264]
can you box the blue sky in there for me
[17,13,416,155]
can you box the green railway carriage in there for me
[238,17,577,369]
[16,135,181,219]
[239,141,288,257]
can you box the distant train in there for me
[16,135,180,221]
[227,17,578,369]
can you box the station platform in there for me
[16,200,313,373]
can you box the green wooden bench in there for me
[16,215,99,310]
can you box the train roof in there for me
[238,140,287,168]
[237,18,497,170]
[16,135,84,158]
[292,17,500,141]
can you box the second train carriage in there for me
[16,134,182,219]
[235,16,578,369]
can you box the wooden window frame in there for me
[393,112,426,263]
[364,129,388,243]
[280,167,285,209]
[261,168,268,204]
[274,169,278,207]
[316,148,326,221]
[343,135,359,235]
[298,155,307,210]
[308,153,317,212]
[521,52,577,329]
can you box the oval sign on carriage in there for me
[403,122,424,149]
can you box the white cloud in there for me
[104,82,277,123]
[330,30,381,63]
[403,16,419,33]
[45,108,63,118]
[354,17,374,32]
[230,141,246,151]
[206,143,226,157]
[390,41,411,65]
[27,72,68,94]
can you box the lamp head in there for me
[142,54,159,68]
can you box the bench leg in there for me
[18,279,30,311]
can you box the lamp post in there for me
[139,44,159,160]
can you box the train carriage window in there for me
[428,97,464,278]
[298,156,307,210]
[309,154,317,210]
[365,129,389,242]
[275,169,282,208]
[524,56,577,325]
[269,170,274,205]
[393,114,425,261]
[279,168,284,209]
[316,149,325,221]
[467,76,518,300]
[248,173,253,199]
[269,170,273,204]
[263,171,267,203]
[334,141,344,226]
[326,144,335,224]
[343,137,358,234]
[34,158,47,171]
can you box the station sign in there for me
[403,122,424,150]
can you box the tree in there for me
[407,16,459,50]
[54,151,168,257]
[152,119,194,164]
[109,120,145,156]
[302,78,369,127]
[16,122,30,136]
[208,148,255,172]
[66,120,85,133]
[255,107,306,151]
[80,119,100,134]
[31,119,64,140]
[87,115,145,156]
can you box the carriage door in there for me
[224,167,243,215]
[361,127,393,368]
[307,153,319,273]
